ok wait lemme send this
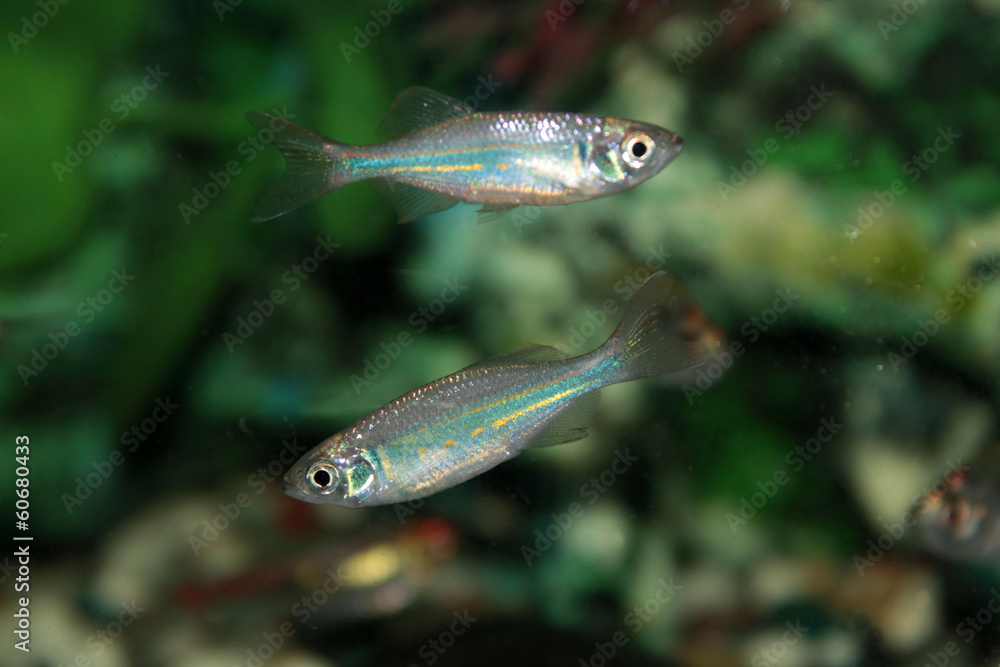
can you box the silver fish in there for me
[281,271,722,508]
[247,86,683,223]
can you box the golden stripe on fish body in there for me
[491,387,582,430]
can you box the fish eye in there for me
[622,134,653,168]
[306,461,341,494]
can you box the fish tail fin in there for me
[598,271,724,385]
[245,112,354,222]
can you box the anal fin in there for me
[526,390,601,449]
[370,179,461,223]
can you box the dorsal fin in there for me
[463,344,570,372]
[526,390,601,448]
[376,87,474,139]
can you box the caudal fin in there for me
[245,112,352,222]
[599,271,724,385]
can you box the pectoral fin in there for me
[476,203,517,224]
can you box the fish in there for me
[172,517,457,622]
[281,271,722,508]
[246,86,684,223]
[916,456,1000,560]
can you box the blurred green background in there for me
[2,0,1000,665]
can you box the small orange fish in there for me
[916,458,1000,560]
